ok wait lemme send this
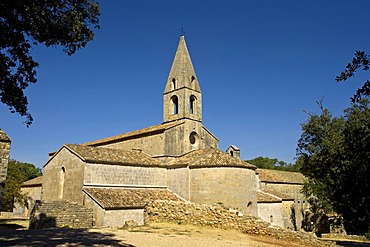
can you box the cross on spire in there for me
[179,27,186,36]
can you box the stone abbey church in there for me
[18,36,307,229]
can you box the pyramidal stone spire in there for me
[163,36,202,123]
[164,36,201,93]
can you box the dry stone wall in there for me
[29,200,93,229]
[145,200,335,247]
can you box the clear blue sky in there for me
[1,1,370,168]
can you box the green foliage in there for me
[297,100,370,235]
[0,0,100,126]
[246,156,299,172]
[336,51,370,103]
[0,160,42,211]
[19,162,42,181]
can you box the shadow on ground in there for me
[0,227,135,247]
[0,223,27,230]
[335,240,370,247]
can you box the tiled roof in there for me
[257,191,282,203]
[22,176,43,187]
[228,145,240,151]
[64,144,163,167]
[256,169,305,184]
[169,148,256,169]
[0,128,11,142]
[262,188,294,201]
[83,121,184,146]
[83,187,183,209]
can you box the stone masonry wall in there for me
[145,200,333,247]
[257,202,284,228]
[83,194,144,228]
[99,132,165,157]
[42,148,85,203]
[29,200,93,229]
[167,167,190,200]
[84,163,167,187]
[190,167,258,215]
[103,208,144,228]
[13,185,42,217]
[0,141,10,184]
[0,129,11,202]
[164,121,218,157]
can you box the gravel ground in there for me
[4,220,369,247]
[0,222,303,247]
[93,222,296,247]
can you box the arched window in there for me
[191,76,196,87]
[172,78,176,90]
[59,167,66,199]
[189,95,196,114]
[171,95,178,114]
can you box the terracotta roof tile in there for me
[83,187,183,209]
[22,176,43,187]
[169,148,256,169]
[257,191,282,203]
[83,121,184,146]
[64,144,163,167]
[257,169,305,184]
[262,188,294,201]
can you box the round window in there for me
[189,132,199,145]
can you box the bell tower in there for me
[163,36,202,123]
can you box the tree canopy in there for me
[246,156,299,172]
[0,0,100,126]
[0,159,42,211]
[297,100,370,235]
[336,51,370,103]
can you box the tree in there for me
[336,51,370,103]
[297,100,370,235]
[19,162,42,181]
[0,159,42,211]
[0,0,100,126]
[246,156,299,172]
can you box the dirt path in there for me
[0,221,303,246]
[6,220,370,246]
[92,222,301,247]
